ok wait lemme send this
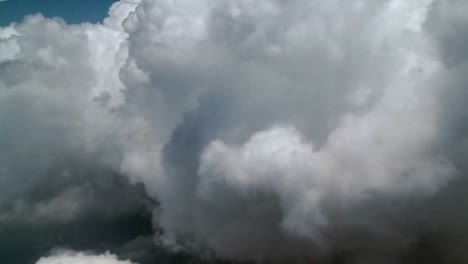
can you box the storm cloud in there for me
[1,0,468,263]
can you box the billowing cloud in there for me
[1,0,468,263]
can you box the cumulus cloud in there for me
[0,3,153,262]
[36,250,136,264]
[0,0,141,218]
[2,0,468,263]
[114,0,459,259]
[198,120,453,237]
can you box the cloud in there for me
[198,120,453,237]
[115,0,468,262]
[1,0,468,263]
[36,251,136,264]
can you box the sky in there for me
[0,0,117,26]
[1,0,468,264]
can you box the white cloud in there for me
[1,0,468,262]
[116,0,459,260]
[36,251,136,264]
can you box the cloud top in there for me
[36,251,136,264]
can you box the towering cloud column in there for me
[2,0,468,263]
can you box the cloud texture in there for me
[1,0,468,263]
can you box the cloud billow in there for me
[1,0,468,263]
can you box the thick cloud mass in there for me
[1,0,468,263]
